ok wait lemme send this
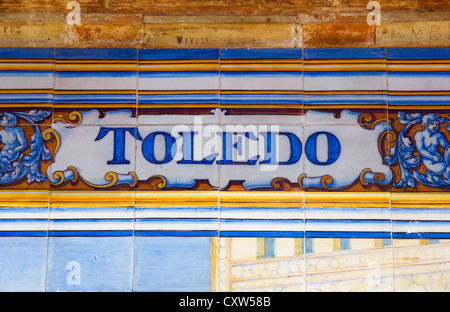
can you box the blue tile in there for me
[45,237,133,292]
[221,48,302,59]
[0,237,47,291]
[304,47,386,60]
[139,48,219,60]
[387,47,450,60]
[55,48,137,60]
[0,47,54,59]
[132,237,212,292]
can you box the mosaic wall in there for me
[0,46,449,291]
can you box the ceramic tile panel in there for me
[138,49,220,116]
[0,47,449,293]
[303,47,388,121]
[0,48,54,125]
[220,48,303,116]
[54,48,138,125]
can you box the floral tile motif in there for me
[138,49,219,116]
[0,48,54,125]
[54,48,138,125]
[220,48,303,116]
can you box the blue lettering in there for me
[217,132,259,165]
[259,132,276,165]
[142,132,176,164]
[277,132,302,165]
[305,132,341,165]
[177,132,217,164]
[95,127,142,165]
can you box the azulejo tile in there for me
[0,110,52,209]
[302,118,392,193]
[305,205,392,239]
[48,122,136,209]
[305,237,394,292]
[220,48,303,117]
[132,236,213,292]
[215,237,306,292]
[391,191,450,240]
[133,121,219,193]
[304,47,387,119]
[45,236,133,292]
[217,122,304,192]
[387,47,450,125]
[1,46,450,293]
[0,237,48,291]
[218,206,304,239]
[391,238,450,291]
[0,48,54,125]
[138,49,220,116]
[387,112,450,192]
[386,48,450,193]
[53,48,138,126]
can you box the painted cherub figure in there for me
[0,113,27,174]
[414,113,450,183]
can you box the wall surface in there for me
[0,0,449,293]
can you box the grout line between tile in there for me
[43,46,56,293]
[131,48,139,292]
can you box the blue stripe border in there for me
[387,47,450,60]
[221,48,302,60]
[139,49,219,60]
[56,48,137,60]
[0,48,54,59]
[304,48,386,60]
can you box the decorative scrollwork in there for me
[387,112,450,188]
[0,110,51,184]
